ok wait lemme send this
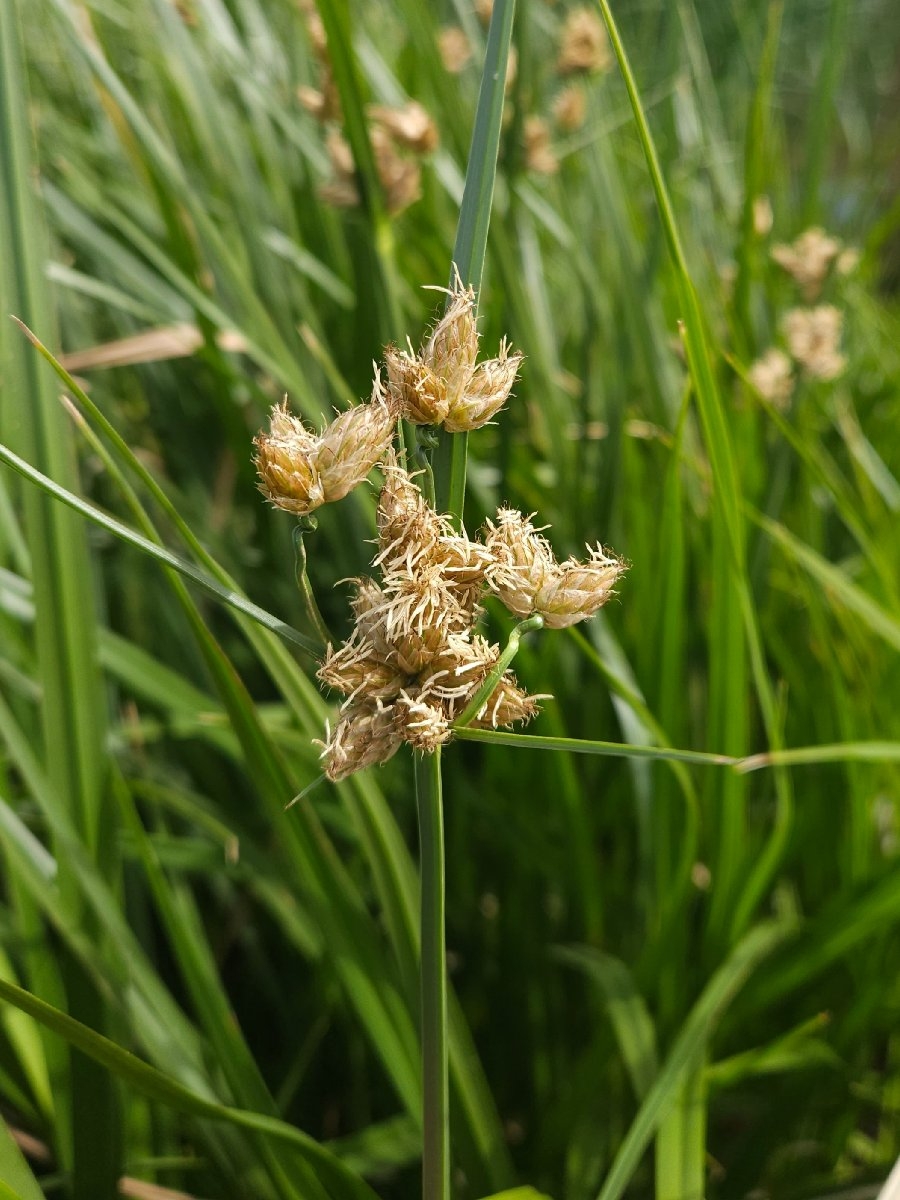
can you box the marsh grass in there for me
[0,0,899,1198]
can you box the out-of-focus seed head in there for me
[316,375,398,503]
[556,8,612,75]
[752,195,774,238]
[317,700,403,781]
[371,126,423,215]
[474,0,494,26]
[553,84,587,132]
[782,306,846,381]
[438,26,472,74]
[771,228,842,302]
[384,344,449,426]
[748,348,794,409]
[370,101,439,155]
[254,401,326,515]
[423,276,480,413]
[523,116,559,176]
[444,338,524,431]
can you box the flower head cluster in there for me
[314,465,626,780]
[747,223,856,401]
[782,306,846,381]
[254,377,396,516]
[254,277,627,783]
[483,508,623,629]
[317,464,538,780]
[771,227,842,303]
[385,273,523,431]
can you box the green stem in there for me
[453,614,544,730]
[292,524,333,650]
[414,750,449,1200]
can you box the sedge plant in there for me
[3,0,900,1199]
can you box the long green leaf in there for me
[594,921,792,1200]
[0,977,379,1200]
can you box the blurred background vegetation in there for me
[1,0,900,1197]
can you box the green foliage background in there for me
[1,0,899,1197]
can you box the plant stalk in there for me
[415,750,449,1200]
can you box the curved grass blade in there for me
[0,977,380,1200]
[453,727,738,767]
[738,741,900,772]
[594,920,793,1200]
[0,1118,45,1200]
[554,948,658,1103]
[0,438,319,659]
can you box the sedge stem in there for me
[453,614,544,730]
[293,525,333,650]
[414,750,449,1200]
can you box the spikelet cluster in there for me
[317,463,542,781]
[771,227,843,303]
[556,8,612,75]
[385,273,523,432]
[254,377,397,516]
[483,508,623,629]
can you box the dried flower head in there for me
[782,306,846,381]
[523,116,559,176]
[384,344,449,426]
[386,273,523,432]
[553,84,587,132]
[771,227,842,302]
[470,673,542,729]
[375,459,446,572]
[484,507,625,628]
[423,277,481,411]
[556,8,612,75]
[254,403,325,515]
[317,635,407,702]
[396,691,453,752]
[444,338,524,431]
[748,348,794,409]
[255,379,396,515]
[317,699,404,782]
